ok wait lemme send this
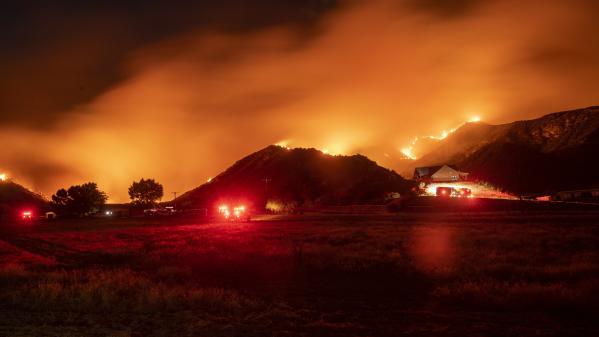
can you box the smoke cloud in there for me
[1,0,598,201]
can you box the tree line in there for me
[51,178,163,217]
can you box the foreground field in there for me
[0,212,598,336]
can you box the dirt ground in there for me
[0,212,598,336]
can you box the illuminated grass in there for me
[3,269,257,313]
[0,212,598,336]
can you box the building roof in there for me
[413,164,460,179]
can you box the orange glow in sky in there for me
[0,0,597,201]
[469,116,482,123]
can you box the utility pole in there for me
[262,178,271,199]
[172,192,178,209]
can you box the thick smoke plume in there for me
[1,0,597,201]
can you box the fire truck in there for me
[436,186,472,198]
[217,204,250,222]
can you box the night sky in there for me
[1,0,598,201]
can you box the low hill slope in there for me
[0,180,48,220]
[178,145,412,209]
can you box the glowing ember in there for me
[428,127,458,141]
[275,141,291,150]
[316,141,349,155]
[400,147,417,160]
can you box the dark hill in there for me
[0,180,48,220]
[408,106,599,194]
[178,145,412,209]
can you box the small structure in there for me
[413,165,469,183]
[553,189,599,201]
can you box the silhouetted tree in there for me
[51,188,70,214]
[51,182,107,216]
[128,178,163,207]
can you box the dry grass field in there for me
[0,212,598,336]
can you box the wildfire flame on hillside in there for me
[276,140,346,156]
[275,141,291,150]
[400,117,481,160]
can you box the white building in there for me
[413,165,469,182]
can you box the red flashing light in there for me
[218,204,247,221]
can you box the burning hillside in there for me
[400,116,484,160]
[403,106,599,194]
[0,180,47,221]
[177,145,413,209]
